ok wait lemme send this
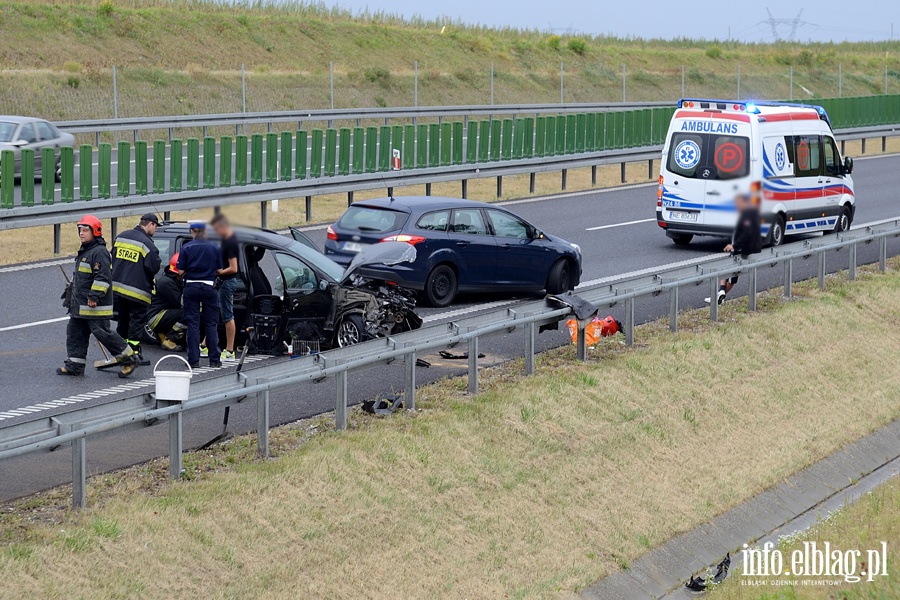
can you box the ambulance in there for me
[656,99,855,246]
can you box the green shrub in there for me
[363,67,390,86]
[63,61,81,74]
[97,0,114,17]
[797,49,815,67]
[66,76,79,89]
[705,46,722,60]
[687,67,704,84]
[567,38,588,55]
[547,35,561,51]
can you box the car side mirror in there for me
[318,280,328,291]
[11,140,27,147]
[843,156,853,175]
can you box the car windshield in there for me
[286,240,345,282]
[0,122,16,143]
[336,205,409,233]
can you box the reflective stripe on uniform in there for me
[112,283,152,304]
[78,305,114,317]
[77,264,92,273]
[148,309,167,330]
[91,280,110,293]
[67,357,87,364]
[114,239,150,257]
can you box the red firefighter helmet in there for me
[169,252,180,271]
[76,214,102,237]
[598,315,622,337]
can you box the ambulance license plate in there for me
[668,211,698,222]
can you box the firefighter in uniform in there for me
[146,252,187,351]
[58,215,138,378]
[111,213,161,361]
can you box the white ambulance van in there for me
[656,99,855,246]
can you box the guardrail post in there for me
[305,196,312,222]
[467,336,479,394]
[335,370,348,431]
[204,136,216,188]
[98,143,112,199]
[849,243,857,280]
[41,147,54,205]
[20,149,34,207]
[72,436,86,509]
[347,191,354,206]
[135,140,147,195]
[260,202,267,229]
[117,141,131,197]
[220,136,233,187]
[461,179,468,199]
[576,326,587,361]
[169,410,182,479]
[257,390,269,459]
[861,139,866,154]
[591,165,597,186]
[879,238,887,272]
[648,159,654,180]
[818,252,826,290]
[561,169,567,191]
[170,139,183,192]
[624,297,635,347]
[53,224,61,255]
[669,286,679,333]
[524,321,535,375]
[153,138,167,194]
[496,176,502,198]
[111,218,118,241]
[620,162,626,184]
[61,146,75,202]
[187,138,200,190]
[784,259,793,298]
[79,145,93,200]
[748,267,758,311]
[405,351,416,410]
[709,278,719,322]
[882,136,887,153]
[529,172,536,194]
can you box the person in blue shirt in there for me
[176,222,224,368]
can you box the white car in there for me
[0,116,75,182]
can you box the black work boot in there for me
[57,366,84,376]
[118,354,138,379]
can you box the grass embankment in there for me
[3,256,900,598]
[5,138,900,266]
[1,0,898,122]
[711,480,899,599]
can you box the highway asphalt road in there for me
[1,152,898,501]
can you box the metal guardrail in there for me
[57,102,675,139]
[2,123,897,235]
[2,218,900,508]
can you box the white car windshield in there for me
[0,122,16,143]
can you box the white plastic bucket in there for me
[153,355,193,402]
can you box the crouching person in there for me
[58,215,138,378]
[146,252,187,351]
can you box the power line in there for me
[760,7,814,41]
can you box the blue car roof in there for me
[353,196,493,213]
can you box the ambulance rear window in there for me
[667,132,750,181]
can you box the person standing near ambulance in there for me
[177,222,223,369]
[111,213,161,362]
[211,214,240,363]
[58,215,138,378]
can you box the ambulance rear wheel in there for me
[832,205,852,233]
[670,233,693,246]
[768,216,785,247]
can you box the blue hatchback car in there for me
[324,197,582,307]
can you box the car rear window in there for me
[667,132,750,181]
[336,206,409,233]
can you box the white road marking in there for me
[0,355,269,421]
[0,316,68,332]
[423,299,519,323]
[585,218,655,231]
[0,258,71,274]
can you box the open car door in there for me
[290,227,320,253]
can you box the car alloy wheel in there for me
[337,317,362,347]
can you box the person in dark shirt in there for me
[706,192,762,305]
[176,222,224,368]
[212,214,240,362]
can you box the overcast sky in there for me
[318,1,894,42]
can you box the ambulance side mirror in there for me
[843,156,853,175]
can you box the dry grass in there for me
[710,480,899,599]
[2,259,900,598]
[4,136,899,265]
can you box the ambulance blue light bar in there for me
[751,101,832,128]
